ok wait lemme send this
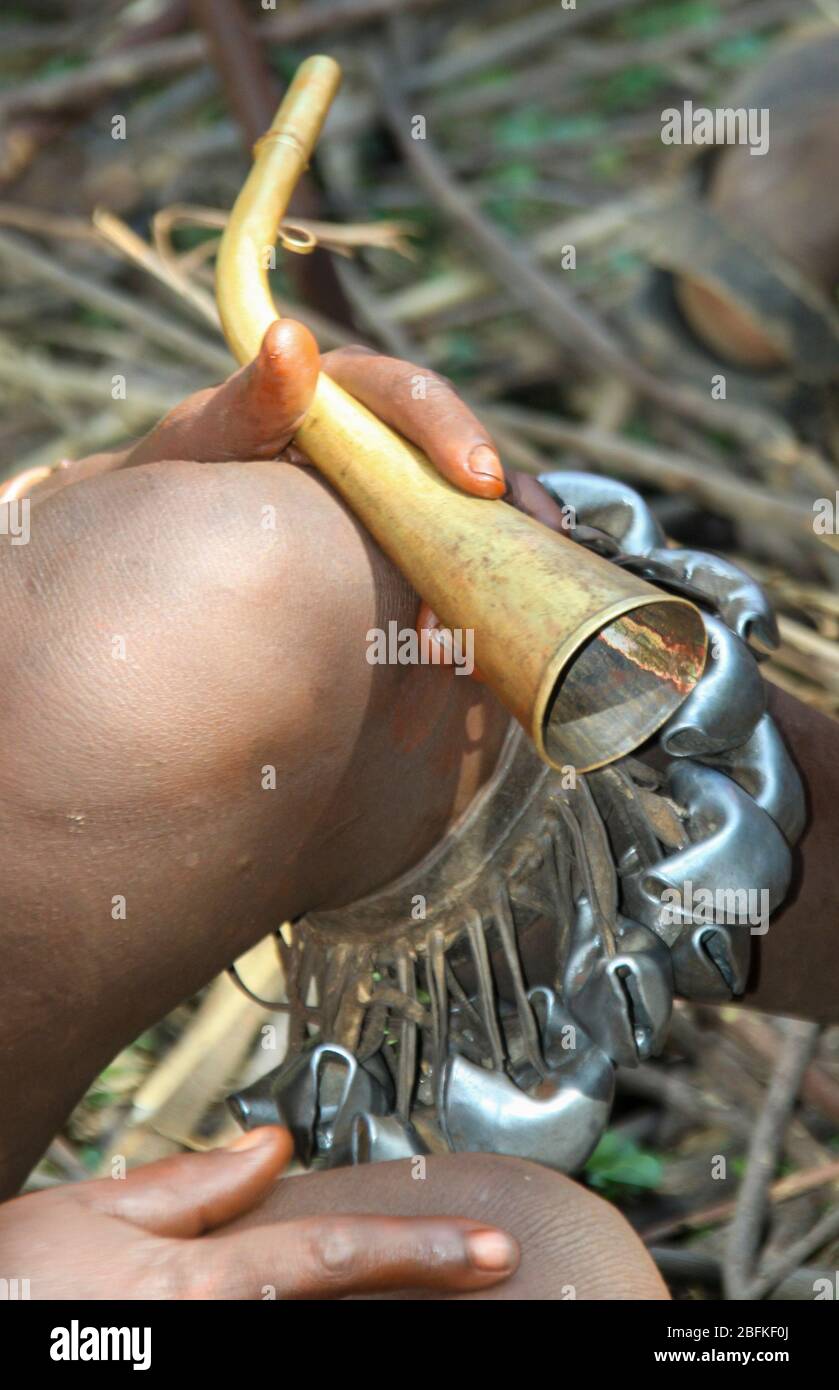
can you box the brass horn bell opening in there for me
[539,599,708,773]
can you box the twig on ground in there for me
[616,1064,753,1142]
[379,191,664,324]
[485,405,826,544]
[409,0,643,90]
[644,1157,839,1243]
[748,1203,839,1300]
[724,1020,822,1300]
[93,208,220,328]
[0,0,448,123]
[651,1246,832,1301]
[721,1012,839,1129]
[0,230,232,373]
[372,52,805,464]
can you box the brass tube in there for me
[216,55,707,773]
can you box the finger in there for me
[124,319,320,468]
[74,1127,293,1237]
[321,346,506,498]
[173,1215,519,1299]
[504,471,570,533]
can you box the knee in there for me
[421,1153,668,1300]
[2,458,387,817]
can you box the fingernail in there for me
[467,444,504,485]
[226,1128,275,1153]
[465,1229,518,1272]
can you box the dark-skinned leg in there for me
[0,459,507,1195]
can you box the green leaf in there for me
[585,1130,664,1190]
[590,146,626,178]
[491,162,538,193]
[608,248,645,278]
[596,65,670,113]
[438,331,482,377]
[618,1,721,39]
[76,307,121,331]
[711,35,772,70]
[494,108,604,150]
[36,53,88,77]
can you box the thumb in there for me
[74,1127,293,1237]
[123,319,320,469]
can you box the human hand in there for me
[10,318,567,529]
[0,1127,519,1299]
[7,321,508,502]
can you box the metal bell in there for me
[622,761,792,947]
[562,898,674,1067]
[227,1042,391,1166]
[539,470,665,555]
[349,1113,428,1165]
[699,713,806,845]
[646,547,779,650]
[226,1070,284,1131]
[670,921,751,1002]
[443,989,614,1173]
[319,1049,393,1166]
[660,614,765,756]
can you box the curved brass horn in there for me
[215,55,707,773]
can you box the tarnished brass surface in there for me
[216,55,707,772]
